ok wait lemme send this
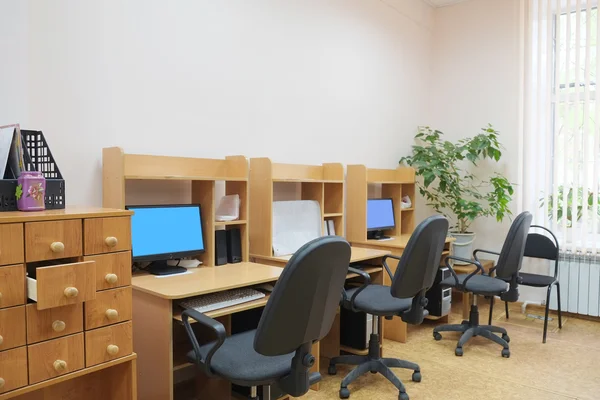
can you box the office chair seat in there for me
[517,272,557,287]
[186,330,294,386]
[441,274,508,296]
[345,284,413,316]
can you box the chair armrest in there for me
[346,267,371,313]
[473,248,500,262]
[382,254,402,281]
[181,308,227,377]
[445,255,485,289]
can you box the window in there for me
[525,1,600,252]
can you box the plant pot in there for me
[450,232,476,265]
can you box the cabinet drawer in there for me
[0,306,26,351]
[85,251,132,291]
[85,321,132,367]
[0,224,24,266]
[84,287,132,330]
[25,219,82,262]
[26,303,83,344]
[27,261,96,310]
[27,333,85,384]
[0,264,26,309]
[84,217,131,255]
[0,347,28,394]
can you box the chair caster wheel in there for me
[455,347,463,357]
[399,392,409,400]
[339,387,350,399]
[328,365,337,375]
[433,332,442,341]
[502,348,510,358]
[502,334,510,343]
[412,371,422,382]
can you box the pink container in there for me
[17,171,46,211]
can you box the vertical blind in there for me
[524,0,600,253]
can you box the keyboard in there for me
[179,288,266,313]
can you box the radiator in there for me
[550,252,600,316]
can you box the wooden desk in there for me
[132,262,282,400]
[350,235,455,343]
[452,259,495,319]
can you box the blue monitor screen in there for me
[367,199,395,231]
[127,205,205,261]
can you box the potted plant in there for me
[399,125,514,262]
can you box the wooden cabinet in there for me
[27,333,85,384]
[27,261,96,310]
[26,303,83,344]
[0,347,28,394]
[0,265,25,309]
[0,307,26,352]
[24,220,82,262]
[85,251,132,291]
[84,217,131,255]
[85,321,133,367]
[0,208,135,400]
[84,287,132,330]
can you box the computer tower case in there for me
[425,267,452,317]
[340,306,373,350]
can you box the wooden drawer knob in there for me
[52,320,66,332]
[105,236,118,247]
[0,335,3,345]
[105,309,119,320]
[106,344,119,356]
[50,242,65,253]
[63,287,79,298]
[0,377,4,389]
[53,360,67,372]
[105,273,118,284]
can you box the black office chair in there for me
[487,225,562,343]
[182,236,351,400]
[433,211,532,358]
[328,215,449,400]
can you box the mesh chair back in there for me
[390,215,449,299]
[494,212,533,280]
[254,236,351,356]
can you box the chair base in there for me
[329,330,419,400]
[433,304,511,358]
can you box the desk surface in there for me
[132,262,282,300]
[352,234,455,249]
[251,246,391,264]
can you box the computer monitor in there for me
[367,198,395,240]
[126,204,205,275]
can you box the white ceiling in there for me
[424,0,470,7]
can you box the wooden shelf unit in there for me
[346,165,416,243]
[249,158,345,258]
[102,147,250,267]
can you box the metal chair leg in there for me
[505,301,510,319]
[488,296,494,325]
[543,285,552,343]
[556,281,563,329]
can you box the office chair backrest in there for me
[391,215,449,300]
[494,211,533,281]
[254,236,351,356]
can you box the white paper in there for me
[272,200,322,256]
[216,194,240,221]
[153,270,193,278]
[0,126,15,178]
[327,220,336,236]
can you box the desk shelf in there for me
[214,219,247,227]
